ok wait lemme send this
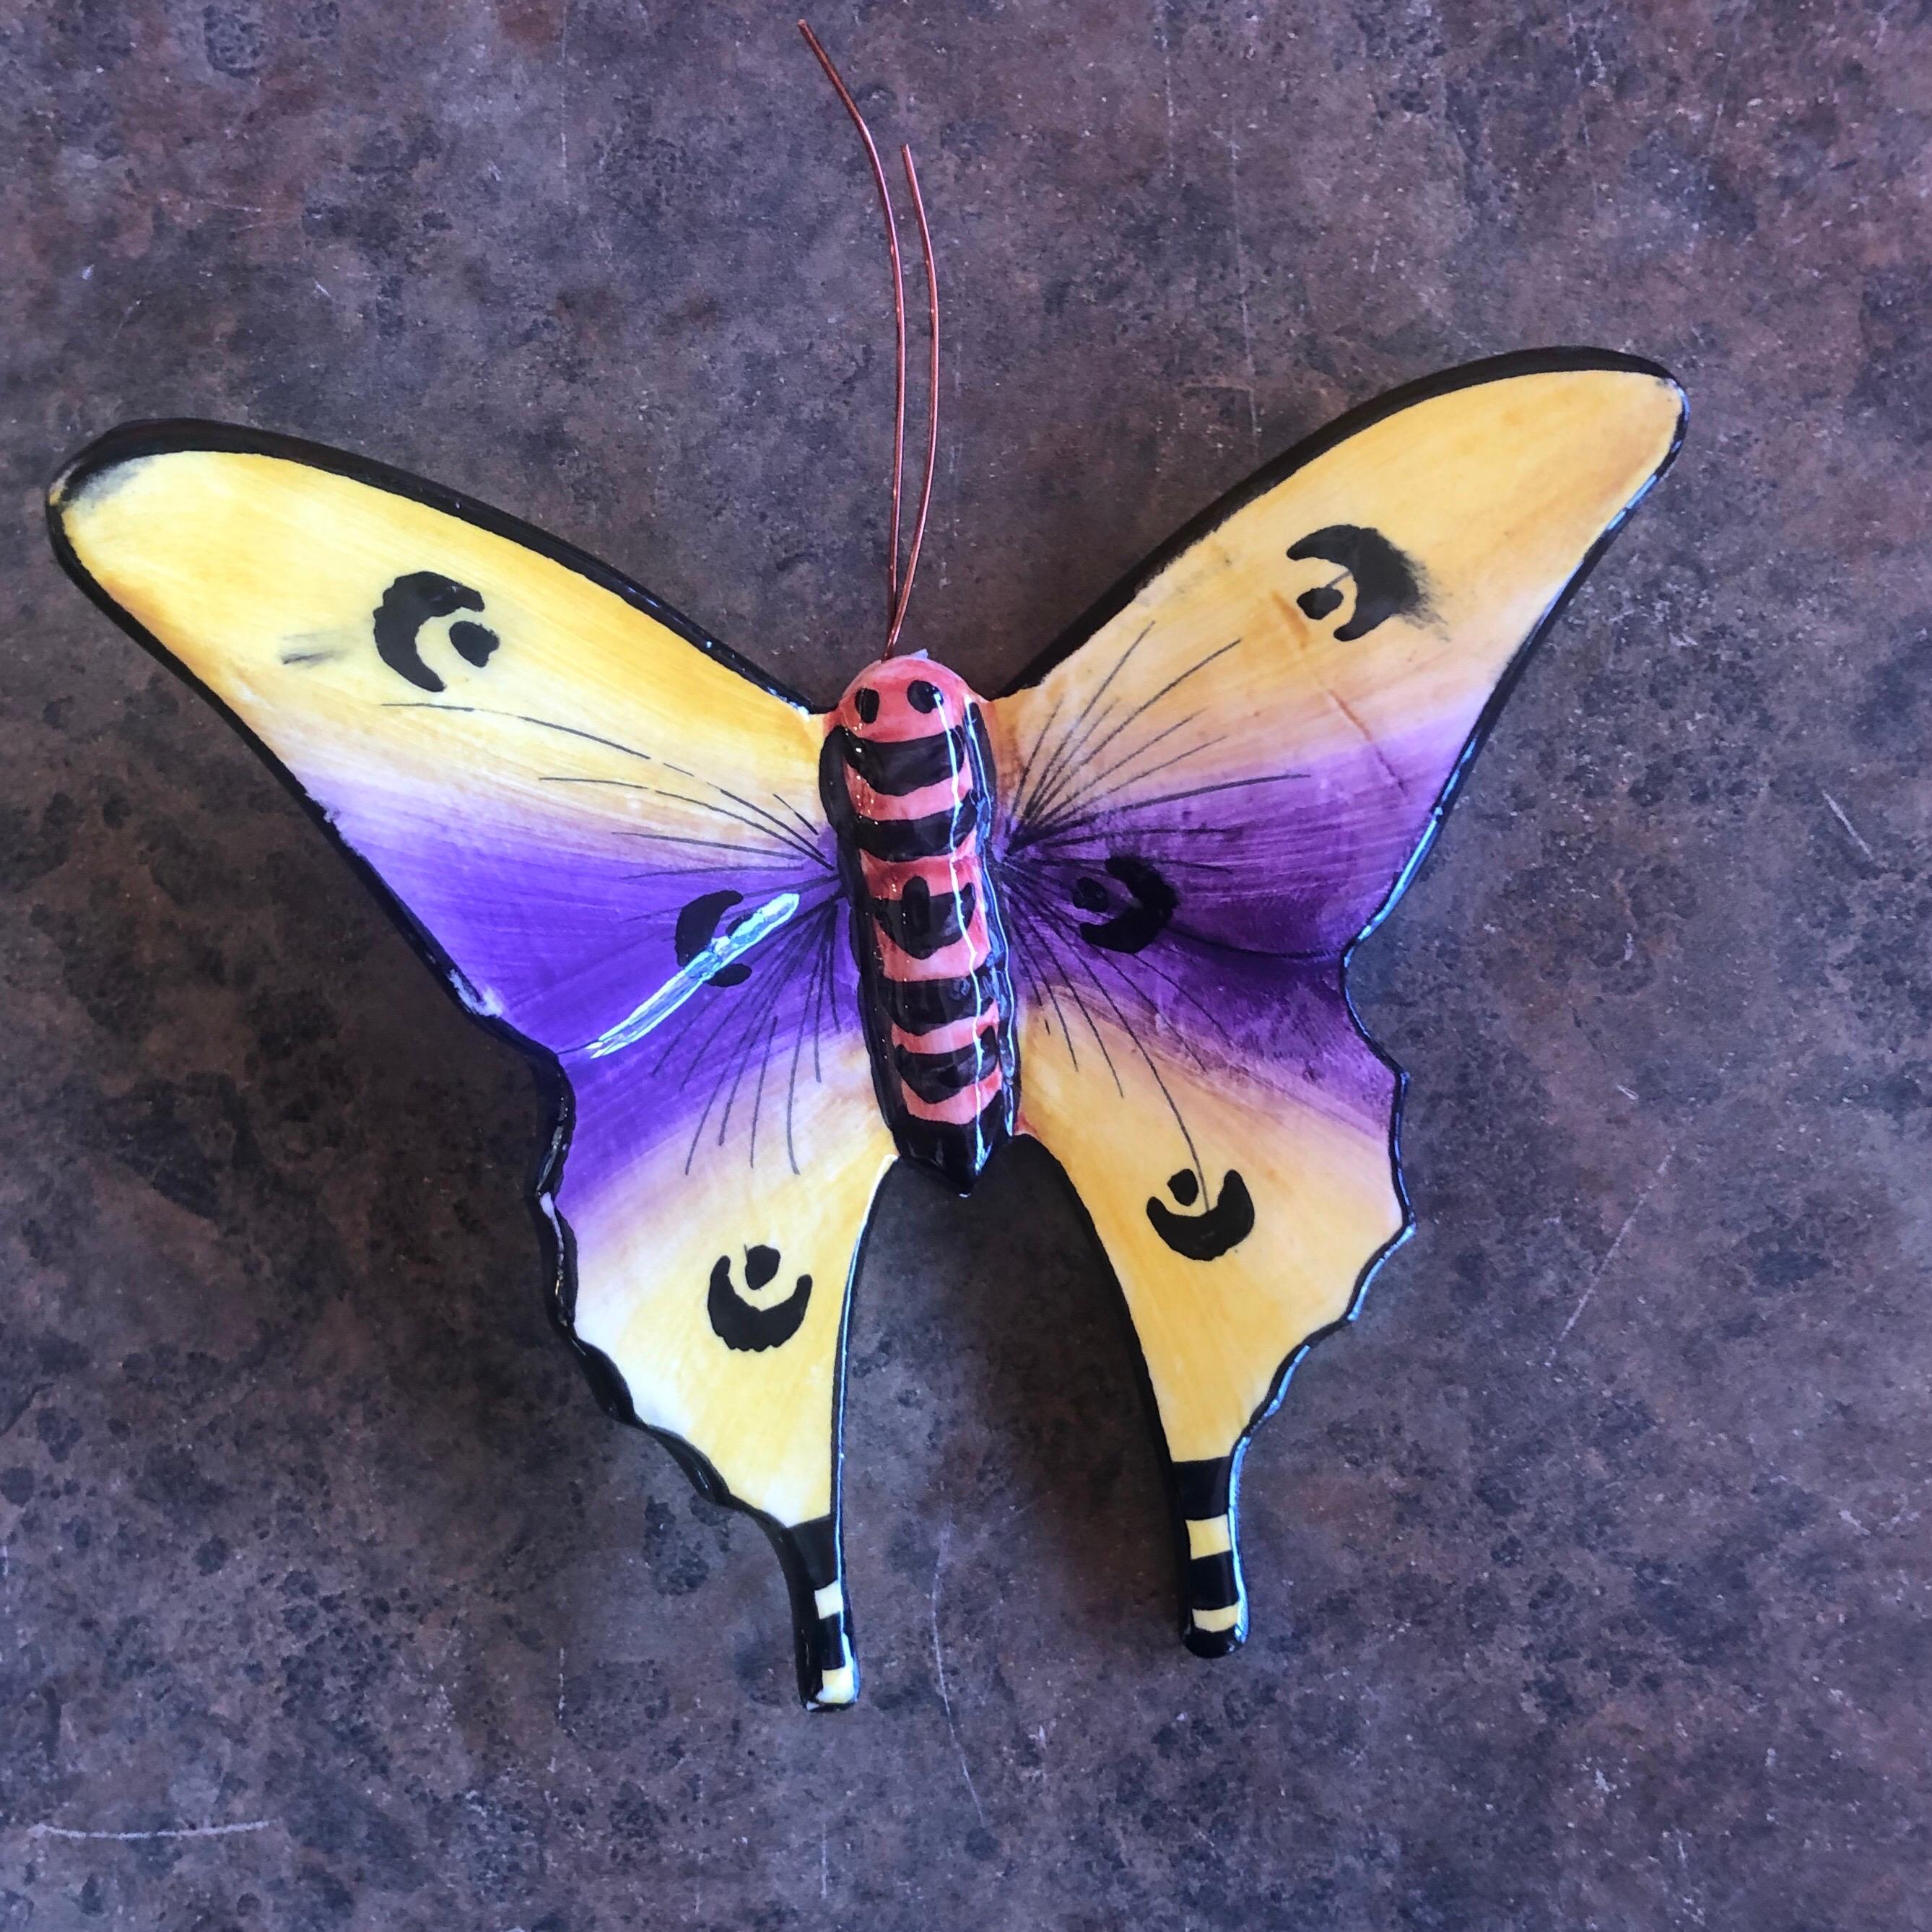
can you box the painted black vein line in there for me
[783,929,828,1178]
[647,786,825,866]
[773,791,825,845]
[687,774,832,869]
[1004,871,1227,1063]
[1006,691,1064,832]
[380,702,656,766]
[1004,871,1204,1069]
[1043,905,1206,1178]
[1040,707,1207,819]
[1026,844,1235,876]
[1025,770,1308,847]
[653,911,817,1089]
[1015,625,1151,825]
[1027,636,1243,832]
[618,868,828,915]
[1025,738,1220,839]
[1008,931,1078,1072]
[746,1015,778,1170]
[1022,697,1121,837]
[1011,902,1123,1097]
[622,829,801,858]
[778,900,843,1178]
[681,922,816,1172]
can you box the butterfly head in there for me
[836,656,981,741]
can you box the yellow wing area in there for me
[51,426,888,1705]
[1023,1013,1402,1464]
[561,1042,894,1526]
[991,357,1685,1653]
[51,435,823,882]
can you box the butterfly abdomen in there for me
[823,658,1018,1193]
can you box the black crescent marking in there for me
[1286,526,1424,641]
[1075,855,1178,954]
[708,1250,813,1352]
[674,889,752,988]
[372,571,489,692]
[1146,1169,1255,1261]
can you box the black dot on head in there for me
[853,687,880,723]
[1168,1170,1200,1206]
[1072,876,1110,913]
[1298,585,1344,622]
[906,679,941,713]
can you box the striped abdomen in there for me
[822,656,1018,1193]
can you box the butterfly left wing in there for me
[50,426,892,1705]
[986,353,1686,1654]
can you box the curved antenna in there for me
[884,144,939,659]
[799,20,909,635]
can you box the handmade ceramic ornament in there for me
[45,27,1684,1708]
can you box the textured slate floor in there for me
[4,2,1929,1927]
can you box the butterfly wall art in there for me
[45,26,1685,1709]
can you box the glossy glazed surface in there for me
[50,357,1681,1697]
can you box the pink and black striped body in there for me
[822,656,1018,1193]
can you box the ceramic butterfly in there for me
[45,35,1684,1709]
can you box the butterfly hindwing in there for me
[50,425,892,1705]
[988,353,1687,1653]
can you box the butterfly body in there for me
[822,656,1017,1192]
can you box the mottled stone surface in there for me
[2,2,1928,1926]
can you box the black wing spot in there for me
[708,1250,812,1352]
[448,619,500,667]
[372,572,491,692]
[906,679,941,713]
[853,686,881,723]
[675,889,752,988]
[1287,526,1424,641]
[1074,855,1178,954]
[1147,1169,1254,1261]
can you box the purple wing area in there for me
[555,888,857,1197]
[324,717,843,1061]
[996,630,1468,970]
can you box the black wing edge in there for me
[47,416,817,711]
[45,419,866,1711]
[1009,344,1687,1655]
[999,345,1688,696]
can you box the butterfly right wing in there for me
[987,354,1685,1653]
[50,425,895,1705]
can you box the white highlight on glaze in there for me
[580,891,801,1059]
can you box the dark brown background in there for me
[4,1,1928,1927]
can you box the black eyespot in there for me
[853,687,880,723]
[1168,1169,1200,1206]
[1071,876,1110,913]
[906,679,941,713]
[1297,586,1344,621]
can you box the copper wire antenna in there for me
[799,21,940,658]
